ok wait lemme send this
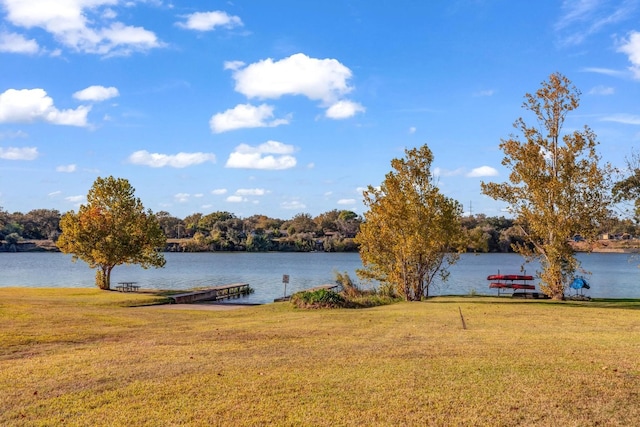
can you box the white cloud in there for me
[588,85,615,95]
[555,0,636,46]
[281,200,306,210]
[226,140,297,170]
[101,8,116,20]
[2,0,163,56]
[337,199,356,205]
[65,195,84,203]
[601,114,640,125]
[253,140,296,154]
[325,100,365,119]
[0,130,28,140]
[0,31,40,54]
[0,146,38,160]
[176,11,242,31]
[210,103,289,133]
[473,89,495,97]
[48,190,62,197]
[174,193,190,203]
[226,195,247,203]
[408,126,416,134]
[433,167,464,177]
[236,188,267,196]
[128,150,216,168]
[467,166,499,178]
[581,67,626,77]
[0,88,90,126]
[56,164,77,172]
[618,31,640,79]
[73,85,119,102]
[226,153,296,170]
[211,188,227,195]
[224,60,245,71]
[230,53,354,104]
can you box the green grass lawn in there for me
[1,288,639,426]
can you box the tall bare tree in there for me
[356,144,466,300]
[481,73,611,300]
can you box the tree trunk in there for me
[96,265,113,290]
[551,275,565,300]
[105,266,112,290]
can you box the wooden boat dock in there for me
[168,283,251,304]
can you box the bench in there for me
[116,282,140,292]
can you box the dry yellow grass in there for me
[1,288,639,426]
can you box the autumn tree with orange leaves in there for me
[57,176,166,290]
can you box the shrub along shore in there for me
[1,288,639,426]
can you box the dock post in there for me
[282,274,289,299]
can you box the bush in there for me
[4,232,22,245]
[290,272,402,310]
[376,282,399,299]
[334,270,361,298]
[348,294,401,308]
[290,289,346,309]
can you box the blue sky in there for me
[1,1,640,220]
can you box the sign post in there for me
[282,274,289,299]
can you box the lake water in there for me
[0,252,638,303]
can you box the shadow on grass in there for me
[426,295,640,310]
[572,298,640,310]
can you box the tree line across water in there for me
[0,206,637,253]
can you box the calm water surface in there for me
[0,252,637,303]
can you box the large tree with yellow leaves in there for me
[481,73,611,300]
[356,144,466,301]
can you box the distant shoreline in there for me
[1,238,639,254]
[570,240,640,254]
[589,248,640,253]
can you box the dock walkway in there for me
[168,283,251,304]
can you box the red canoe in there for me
[489,283,535,290]
[486,274,534,281]
[489,282,512,289]
[511,284,535,290]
